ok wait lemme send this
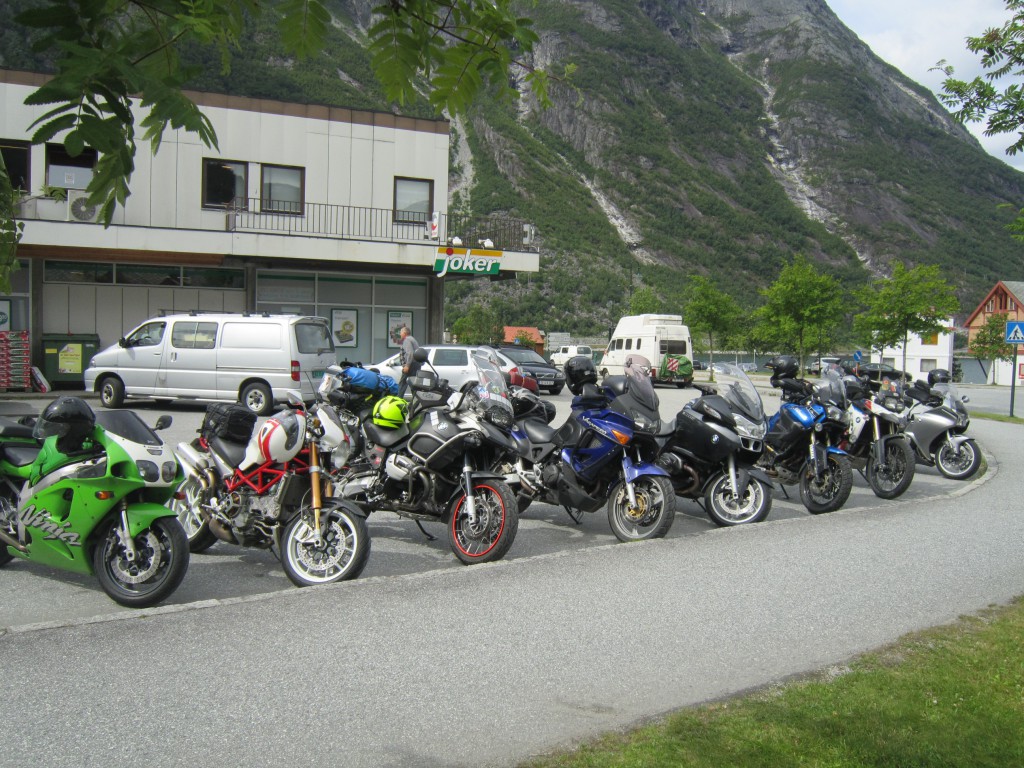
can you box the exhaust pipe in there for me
[175,442,212,482]
[0,527,27,553]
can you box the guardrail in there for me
[226,199,538,252]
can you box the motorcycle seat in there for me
[0,421,35,439]
[0,443,41,467]
[363,421,410,448]
[209,435,248,468]
[522,418,557,444]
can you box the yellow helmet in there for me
[372,395,408,429]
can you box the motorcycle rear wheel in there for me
[704,474,772,526]
[866,439,915,499]
[607,475,676,541]
[169,476,218,553]
[93,516,190,607]
[935,438,981,480]
[799,454,853,514]
[448,480,518,565]
[280,501,371,587]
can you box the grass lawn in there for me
[524,598,1024,767]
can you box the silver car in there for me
[371,345,539,391]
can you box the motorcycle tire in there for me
[169,476,218,553]
[0,488,14,566]
[704,474,772,526]
[866,439,916,499]
[93,516,190,608]
[799,453,853,515]
[280,501,371,587]
[935,438,982,480]
[448,480,519,565]
[607,475,676,542]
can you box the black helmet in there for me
[842,374,868,400]
[33,396,96,454]
[927,368,952,386]
[564,355,598,395]
[765,355,798,379]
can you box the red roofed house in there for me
[964,281,1024,384]
[503,326,544,355]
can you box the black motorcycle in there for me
[654,363,773,526]
[329,348,520,565]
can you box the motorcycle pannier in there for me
[201,402,257,444]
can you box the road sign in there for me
[1005,321,1024,344]
[853,350,863,361]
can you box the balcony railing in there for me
[226,198,538,252]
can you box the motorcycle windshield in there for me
[624,355,658,411]
[471,350,514,416]
[710,362,764,422]
[931,382,967,413]
[812,370,848,409]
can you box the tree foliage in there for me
[0,0,559,291]
[853,262,960,380]
[752,255,844,372]
[682,275,741,367]
[0,155,25,290]
[451,303,503,345]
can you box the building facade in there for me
[871,320,955,383]
[1,69,538,383]
[964,281,1024,385]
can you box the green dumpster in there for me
[42,333,101,385]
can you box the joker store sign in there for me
[434,247,502,278]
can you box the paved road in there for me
[1,388,1021,767]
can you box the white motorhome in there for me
[600,314,693,386]
[84,313,336,415]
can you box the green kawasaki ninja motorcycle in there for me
[0,396,189,608]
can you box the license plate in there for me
[312,370,325,378]
[540,379,553,385]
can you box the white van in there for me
[600,314,693,386]
[83,313,336,415]
[549,344,594,367]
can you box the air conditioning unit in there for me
[67,190,100,223]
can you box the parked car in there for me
[807,356,841,375]
[692,360,707,371]
[371,345,539,393]
[838,359,911,386]
[494,344,566,394]
[549,344,594,367]
[84,312,336,416]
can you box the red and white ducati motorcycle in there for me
[171,395,370,586]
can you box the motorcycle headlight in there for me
[826,406,844,422]
[733,414,766,440]
[136,460,159,482]
[485,407,514,430]
[633,413,658,433]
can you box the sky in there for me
[827,0,1023,169]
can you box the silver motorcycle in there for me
[900,379,981,480]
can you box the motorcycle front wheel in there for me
[448,480,518,565]
[607,475,676,542]
[704,473,772,526]
[935,438,981,480]
[799,454,853,514]
[280,501,371,587]
[866,439,915,499]
[169,476,218,553]
[93,516,190,607]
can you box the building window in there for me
[394,177,433,223]
[921,332,939,345]
[203,159,248,209]
[1,140,30,192]
[46,143,97,190]
[261,164,304,214]
[1011,298,1017,311]
[921,359,937,372]
[44,260,113,284]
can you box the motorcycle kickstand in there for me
[563,506,584,525]
[415,520,437,541]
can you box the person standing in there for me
[398,325,420,396]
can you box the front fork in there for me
[117,502,138,562]
[462,455,478,525]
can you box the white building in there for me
[1,69,538,379]
[871,320,956,381]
